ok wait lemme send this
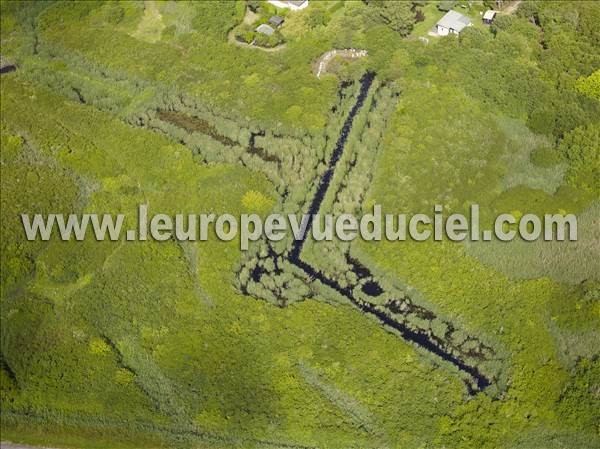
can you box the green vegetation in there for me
[576,69,600,100]
[232,3,285,49]
[364,0,416,36]
[1,1,599,448]
[410,1,445,37]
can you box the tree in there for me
[381,48,412,80]
[247,0,260,13]
[560,123,600,194]
[368,1,415,36]
[490,15,515,34]
[415,9,425,23]
[459,27,489,48]
[516,1,540,24]
[438,1,456,12]
[576,70,600,101]
[304,7,330,29]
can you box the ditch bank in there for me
[285,71,493,392]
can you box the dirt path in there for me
[502,0,522,15]
[243,8,259,25]
[227,30,287,52]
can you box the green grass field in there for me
[411,2,444,38]
[1,1,599,448]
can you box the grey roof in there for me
[256,24,275,36]
[269,15,284,26]
[436,10,472,32]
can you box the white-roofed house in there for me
[267,0,309,11]
[436,10,472,36]
[483,10,497,24]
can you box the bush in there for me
[437,1,456,12]
[560,123,600,193]
[530,146,562,168]
[253,30,284,48]
[415,9,425,23]
[247,0,260,13]
[575,70,600,101]
[234,24,255,43]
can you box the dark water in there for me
[286,72,491,392]
[292,257,490,393]
[289,72,376,261]
[158,110,237,147]
[0,65,17,74]
[361,281,383,296]
[249,131,281,163]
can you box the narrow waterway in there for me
[289,71,376,261]
[287,72,491,392]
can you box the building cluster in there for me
[256,1,308,36]
[435,8,497,36]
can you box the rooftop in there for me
[269,15,285,27]
[256,24,275,36]
[437,10,472,32]
[267,0,309,10]
[483,10,497,20]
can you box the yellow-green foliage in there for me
[0,123,81,295]
[356,13,600,444]
[88,338,111,356]
[130,1,165,44]
[576,70,600,100]
[1,78,408,448]
[114,368,135,385]
[29,0,338,133]
[1,1,599,448]
[560,122,600,194]
[241,190,274,212]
